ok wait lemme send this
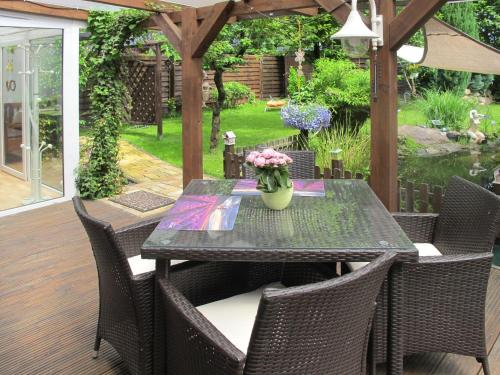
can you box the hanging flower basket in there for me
[280,103,332,132]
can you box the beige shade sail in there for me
[398,17,500,75]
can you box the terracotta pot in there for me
[260,186,294,210]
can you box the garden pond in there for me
[398,142,499,191]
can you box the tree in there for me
[204,24,250,151]
[244,14,343,61]
[474,0,500,100]
[435,2,479,94]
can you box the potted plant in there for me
[246,149,294,210]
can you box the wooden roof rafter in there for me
[166,0,324,24]
[389,0,449,50]
[87,0,182,12]
[0,0,88,21]
[146,0,355,29]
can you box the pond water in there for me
[398,143,499,191]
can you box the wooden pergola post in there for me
[370,0,398,212]
[181,8,204,187]
[154,43,164,140]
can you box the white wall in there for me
[0,12,84,218]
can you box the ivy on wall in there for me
[77,10,149,199]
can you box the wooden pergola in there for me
[147,0,449,213]
[0,0,449,212]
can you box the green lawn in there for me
[121,101,298,178]
[398,101,427,125]
[120,100,499,178]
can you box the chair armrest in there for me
[415,252,493,265]
[392,213,439,243]
[115,217,162,258]
[159,279,246,375]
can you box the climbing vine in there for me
[77,10,149,199]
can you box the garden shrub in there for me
[76,10,149,199]
[210,82,255,108]
[292,59,371,132]
[420,90,475,131]
[469,74,495,95]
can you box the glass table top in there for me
[142,180,415,254]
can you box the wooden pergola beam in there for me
[152,13,182,53]
[314,0,351,23]
[167,0,320,24]
[191,1,235,58]
[87,0,180,12]
[389,0,449,50]
[0,1,88,20]
[289,7,319,16]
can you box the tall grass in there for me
[307,124,371,174]
[420,90,474,131]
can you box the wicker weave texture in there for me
[433,176,500,255]
[73,197,153,375]
[372,177,500,367]
[160,254,396,375]
[75,198,255,375]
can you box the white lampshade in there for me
[332,9,380,58]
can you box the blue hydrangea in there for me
[281,104,332,132]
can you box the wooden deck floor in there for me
[0,200,498,374]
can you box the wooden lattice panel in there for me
[126,59,157,124]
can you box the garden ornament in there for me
[468,110,486,144]
[202,70,211,108]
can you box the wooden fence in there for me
[80,54,285,125]
[223,139,444,214]
[171,55,285,100]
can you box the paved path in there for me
[99,140,186,216]
[118,140,184,200]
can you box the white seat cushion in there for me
[346,243,442,272]
[414,243,442,256]
[196,282,285,354]
[127,255,187,276]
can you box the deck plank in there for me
[0,200,137,374]
[0,200,498,374]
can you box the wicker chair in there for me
[242,150,315,179]
[159,252,396,375]
[73,197,198,375]
[371,176,500,374]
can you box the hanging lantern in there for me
[331,0,383,58]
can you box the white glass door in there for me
[0,27,63,212]
[1,44,26,179]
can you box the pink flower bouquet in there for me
[246,149,293,193]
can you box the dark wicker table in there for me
[142,179,418,375]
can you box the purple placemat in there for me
[232,179,325,197]
[157,195,241,231]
